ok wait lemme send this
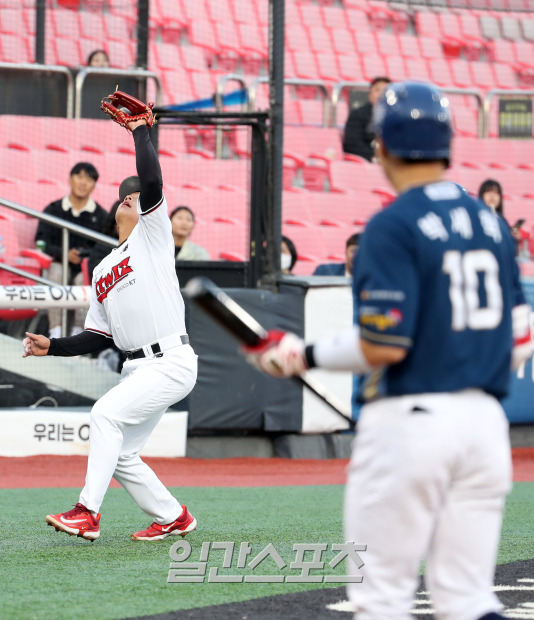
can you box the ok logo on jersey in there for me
[95,257,134,303]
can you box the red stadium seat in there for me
[215,20,241,54]
[470,61,496,90]
[161,68,194,105]
[0,34,31,63]
[450,59,472,88]
[494,63,518,89]
[416,12,441,38]
[306,127,344,161]
[418,36,444,61]
[317,52,340,82]
[405,57,430,81]
[337,55,365,81]
[0,179,22,207]
[390,10,410,34]
[361,54,387,81]
[376,31,401,57]
[501,16,522,42]
[282,222,327,259]
[107,39,135,68]
[354,30,377,55]
[308,25,334,54]
[159,130,187,156]
[0,8,26,35]
[367,1,391,31]
[452,106,479,138]
[152,42,182,71]
[0,148,36,183]
[188,19,218,55]
[298,4,323,29]
[50,8,81,39]
[428,58,453,87]
[180,0,207,22]
[18,181,65,212]
[283,191,319,222]
[190,71,215,100]
[490,39,517,64]
[299,99,327,126]
[438,12,462,40]
[22,9,35,37]
[50,37,82,67]
[480,15,501,40]
[285,25,311,52]
[293,51,320,80]
[0,115,44,151]
[398,34,420,58]
[345,9,369,33]
[79,10,104,40]
[385,56,407,81]
[230,0,257,24]
[102,152,136,186]
[322,6,348,30]
[238,22,267,57]
[331,28,357,56]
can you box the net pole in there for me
[136,0,150,101]
[35,0,45,65]
[266,0,285,284]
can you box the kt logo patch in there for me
[95,257,134,303]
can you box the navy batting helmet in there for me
[371,81,453,166]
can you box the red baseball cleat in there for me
[131,505,197,541]
[46,503,100,541]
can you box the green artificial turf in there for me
[0,485,346,620]
[1,482,533,620]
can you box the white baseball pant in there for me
[79,344,197,523]
[345,389,512,620]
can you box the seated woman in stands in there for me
[170,206,210,261]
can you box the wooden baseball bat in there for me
[183,276,354,427]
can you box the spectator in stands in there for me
[313,232,360,277]
[170,206,210,261]
[343,77,391,162]
[87,49,110,68]
[88,200,120,278]
[35,162,107,339]
[478,178,521,250]
[281,235,298,274]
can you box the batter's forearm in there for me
[133,125,163,212]
[47,330,112,357]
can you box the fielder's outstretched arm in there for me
[131,124,163,212]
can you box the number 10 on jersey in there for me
[443,249,503,331]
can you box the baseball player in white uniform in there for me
[23,117,198,542]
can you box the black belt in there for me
[125,335,189,361]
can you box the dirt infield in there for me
[0,455,349,489]
[2,447,534,489]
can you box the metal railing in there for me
[0,62,74,118]
[74,67,162,118]
[330,81,370,127]
[330,82,485,136]
[441,87,485,138]
[248,76,331,127]
[214,74,248,158]
[0,198,117,334]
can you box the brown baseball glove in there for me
[101,90,156,131]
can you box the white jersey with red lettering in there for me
[85,193,186,351]
[78,191,197,522]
